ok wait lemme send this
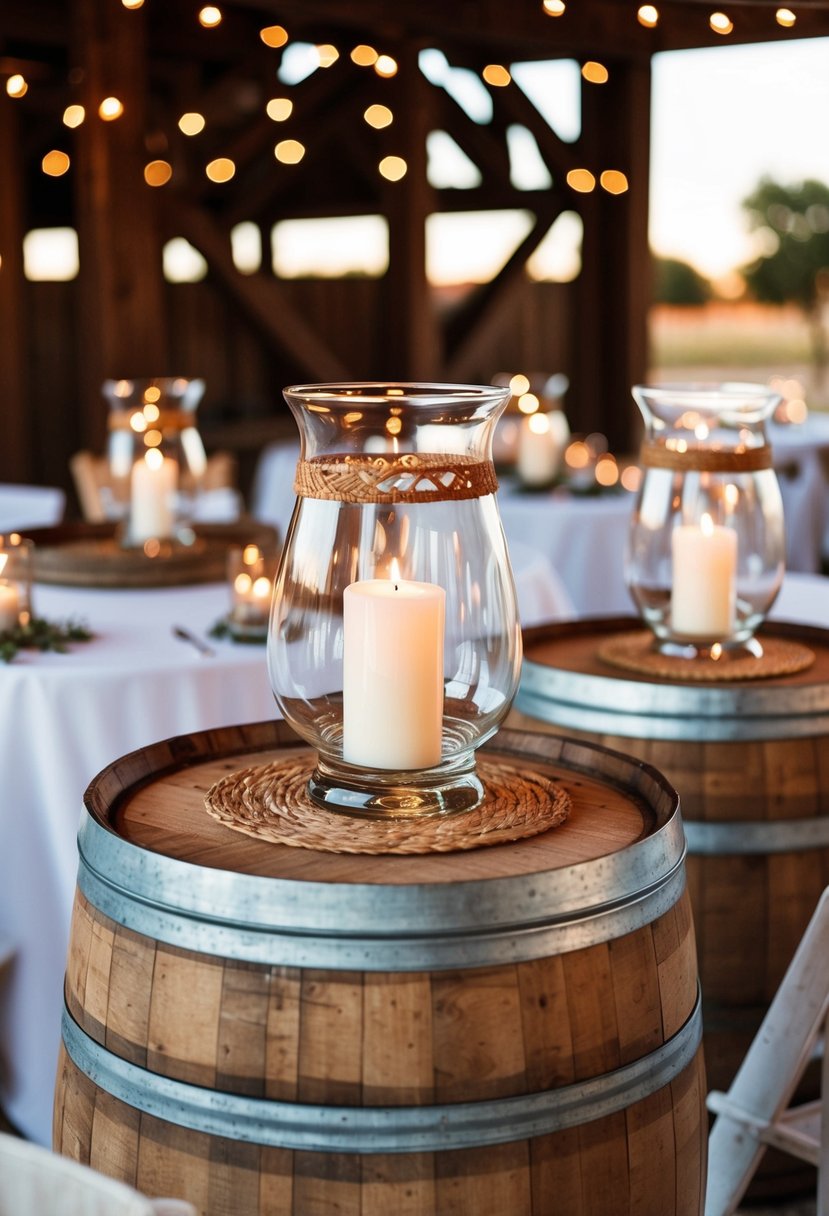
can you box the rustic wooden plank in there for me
[562,942,621,1081]
[517,954,576,1090]
[362,972,434,1105]
[264,965,302,1102]
[608,924,663,1062]
[297,971,363,1105]
[146,947,224,1086]
[432,965,526,1101]
[626,1085,678,1215]
[89,1088,140,1188]
[105,925,155,1067]
[216,961,270,1096]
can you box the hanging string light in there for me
[637,5,659,27]
[198,6,222,28]
[98,96,124,120]
[6,74,28,98]
[709,11,734,33]
[63,104,85,127]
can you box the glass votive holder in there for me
[625,382,786,658]
[0,534,33,632]
[227,544,278,641]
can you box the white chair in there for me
[705,885,829,1215]
[0,1133,195,1215]
[0,484,65,531]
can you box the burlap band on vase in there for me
[204,754,571,855]
[293,453,499,504]
[640,443,772,473]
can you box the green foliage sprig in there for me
[0,617,94,663]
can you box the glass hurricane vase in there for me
[267,382,522,818]
[624,382,785,658]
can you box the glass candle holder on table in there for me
[624,382,785,659]
[227,543,279,641]
[267,382,522,819]
[0,534,33,631]
[103,377,206,548]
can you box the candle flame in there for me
[710,642,723,661]
[0,555,7,575]
[252,576,271,599]
[700,513,714,536]
[390,557,401,588]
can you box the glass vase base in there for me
[654,635,764,662]
[307,757,485,819]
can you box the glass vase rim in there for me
[283,381,512,409]
[632,380,782,408]
[102,376,206,398]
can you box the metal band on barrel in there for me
[293,452,499,503]
[640,443,772,473]
[685,816,829,855]
[108,409,195,431]
[61,989,702,1153]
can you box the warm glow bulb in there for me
[351,44,378,66]
[600,169,629,194]
[709,11,733,33]
[509,374,530,396]
[178,112,205,135]
[582,61,609,84]
[595,455,619,487]
[98,96,124,121]
[621,465,642,493]
[542,0,566,13]
[266,98,293,122]
[63,104,85,128]
[143,402,160,421]
[144,160,172,187]
[483,64,511,87]
[145,447,163,470]
[199,6,222,28]
[130,411,147,433]
[565,441,590,470]
[252,577,271,599]
[42,150,70,176]
[775,6,796,24]
[235,572,253,595]
[379,155,407,181]
[260,24,288,47]
[242,544,261,564]
[637,4,659,26]
[364,103,393,129]
[6,75,28,98]
[275,139,305,164]
[121,0,144,8]
[205,157,236,182]
[518,393,540,415]
[317,44,339,67]
[374,54,398,78]
[567,168,596,192]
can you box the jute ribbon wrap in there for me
[294,452,498,503]
[640,442,772,473]
[108,409,195,431]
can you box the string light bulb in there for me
[709,11,734,33]
[600,169,629,194]
[374,55,398,78]
[121,0,144,8]
[582,61,609,84]
[198,6,222,28]
[144,160,173,186]
[205,157,235,182]
[567,168,596,192]
[275,139,305,164]
[317,44,339,67]
[542,0,566,14]
[364,104,393,129]
[637,4,659,26]
[42,150,70,177]
[98,96,124,120]
[775,7,796,24]
[6,75,28,98]
[178,112,205,135]
[351,45,378,66]
[266,98,293,122]
[63,104,85,128]
[260,25,288,47]
[379,155,407,181]
[483,65,511,87]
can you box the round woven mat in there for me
[204,755,571,855]
[597,630,815,682]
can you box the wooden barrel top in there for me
[88,721,670,885]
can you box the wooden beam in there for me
[569,59,652,451]
[0,96,32,481]
[162,194,353,380]
[446,195,565,380]
[70,0,169,450]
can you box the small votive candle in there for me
[228,543,277,639]
[0,534,33,631]
[671,513,737,638]
[129,448,178,544]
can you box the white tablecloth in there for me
[0,582,276,1145]
[768,415,829,574]
[0,542,571,1146]
[0,485,65,531]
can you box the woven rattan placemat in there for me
[597,630,815,682]
[204,754,571,855]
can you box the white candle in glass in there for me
[130,449,177,542]
[671,513,737,637]
[342,566,445,770]
[0,582,19,631]
[233,572,273,624]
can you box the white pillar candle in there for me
[343,573,445,770]
[671,513,737,637]
[517,412,567,487]
[0,583,20,631]
[130,449,177,543]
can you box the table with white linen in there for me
[768,414,829,573]
[0,542,572,1147]
[0,484,65,531]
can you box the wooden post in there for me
[381,41,442,380]
[0,95,32,481]
[70,0,169,452]
[571,57,651,454]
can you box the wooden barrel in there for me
[513,616,829,1198]
[54,721,706,1216]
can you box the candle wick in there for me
[394,582,399,592]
